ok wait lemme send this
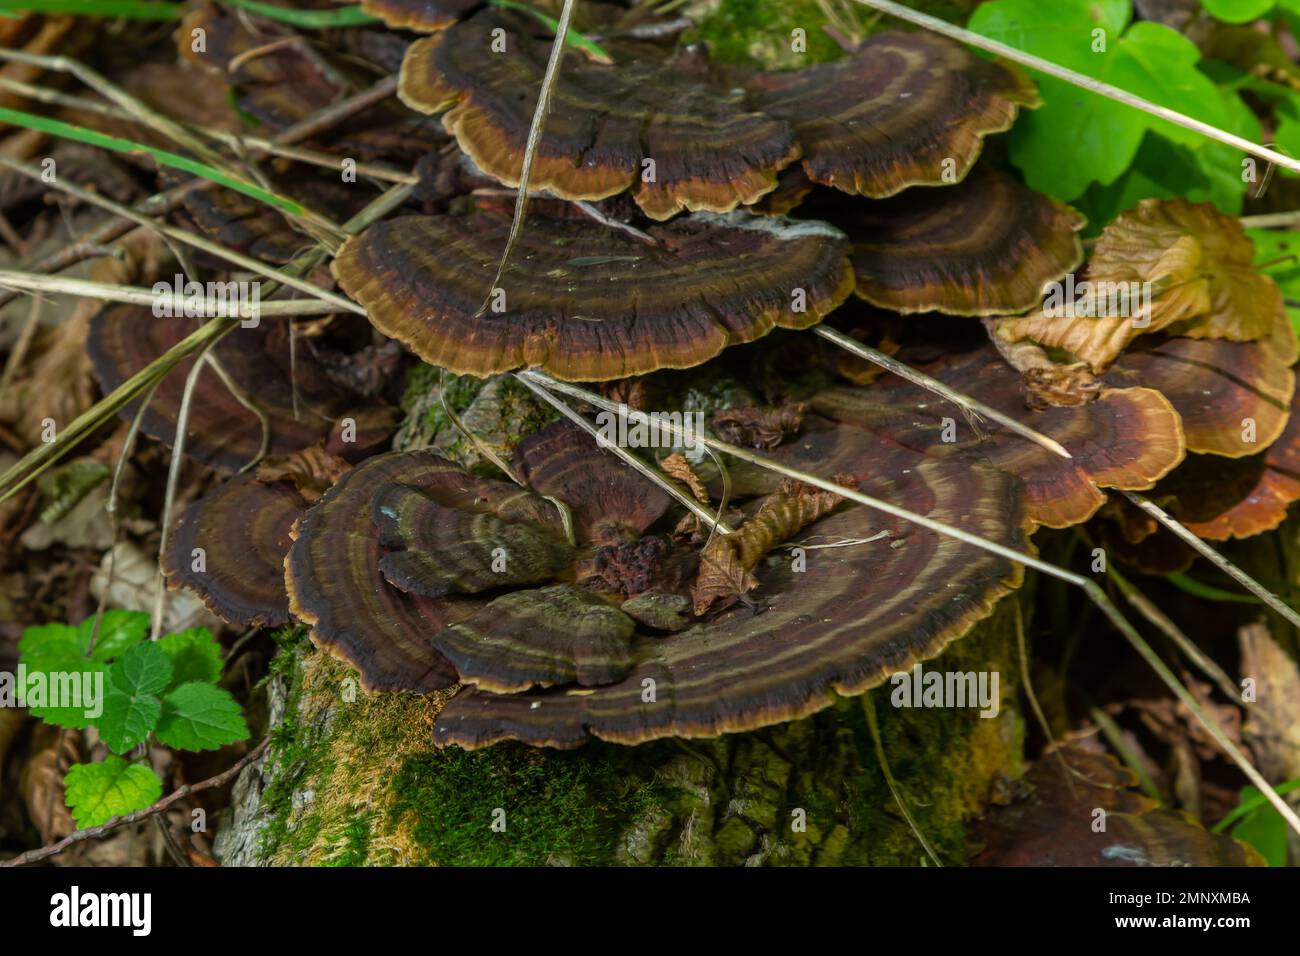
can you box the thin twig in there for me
[815,326,1071,459]
[0,294,42,394]
[1,738,270,867]
[850,0,1300,176]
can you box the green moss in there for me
[686,0,855,68]
[389,743,675,866]
[686,0,983,70]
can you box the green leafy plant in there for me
[17,611,248,828]
[1213,780,1300,866]
[968,0,1259,216]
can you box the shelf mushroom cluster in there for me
[101,5,1299,752]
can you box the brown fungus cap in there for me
[86,307,397,472]
[846,168,1085,316]
[745,31,1039,198]
[331,210,853,381]
[1104,323,1297,458]
[162,475,305,628]
[373,482,574,597]
[774,342,1183,530]
[1116,388,1300,543]
[398,10,800,219]
[434,451,1029,749]
[431,584,637,693]
[361,0,479,32]
[512,422,673,546]
[286,448,569,691]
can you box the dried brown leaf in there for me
[691,476,848,615]
[994,200,1281,371]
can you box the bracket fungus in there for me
[739,341,1183,530]
[513,422,672,546]
[1104,324,1297,458]
[1108,389,1300,546]
[286,446,575,692]
[162,475,307,628]
[332,209,853,380]
[844,168,1085,316]
[280,411,1028,748]
[433,452,1028,749]
[87,307,398,471]
[745,31,1039,198]
[399,10,800,219]
[361,0,479,33]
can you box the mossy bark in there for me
[215,598,1025,866]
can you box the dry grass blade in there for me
[1122,491,1300,632]
[514,371,735,534]
[477,0,579,316]
[0,273,339,317]
[0,155,364,314]
[816,326,1071,459]
[864,694,943,865]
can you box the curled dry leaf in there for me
[712,403,808,450]
[970,738,1264,866]
[692,478,849,616]
[995,199,1286,371]
[254,444,351,503]
[660,452,710,506]
[1237,624,1300,789]
[20,724,78,845]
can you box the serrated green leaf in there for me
[109,642,172,697]
[160,628,223,688]
[155,682,248,752]
[64,756,162,828]
[97,689,161,754]
[18,622,84,660]
[78,609,150,662]
[21,657,108,730]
